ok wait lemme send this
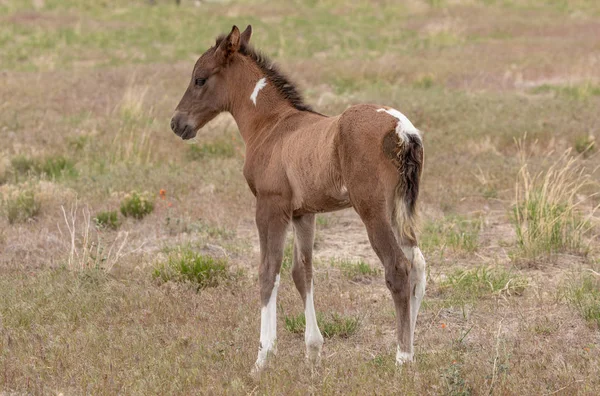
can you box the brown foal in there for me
[171,25,426,373]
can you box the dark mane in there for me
[216,35,318,114]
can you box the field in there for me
[1,0,600,394]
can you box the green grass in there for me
[561,273,600,328]
[439,266,528,300]
[421,215,481,254]
[94,210,120,230]
[187,139,236,160]
[574,135,596,157]
[330,258,380,280]
[529,83,600,100]
[511,145,595,259]
[284,312,360,338]
[3,189,41,224]
[120,192,154,219]
[9,155,77,180]
[153,248,229,290]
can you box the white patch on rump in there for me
[377,108,421,143]
[255,273,280,370]
[250,77,268,105]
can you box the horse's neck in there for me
[227,71,297,145]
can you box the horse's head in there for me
[171,25,252,140]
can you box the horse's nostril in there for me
[170,119,177,132]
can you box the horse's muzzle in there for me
[170,112,197,140]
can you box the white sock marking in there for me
[377,108,421,143]
[250,77,267,106]
[255,273,280,370]
[305,281,324,354]
[396,346,413,366]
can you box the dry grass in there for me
[1,0,600,394]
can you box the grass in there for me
[3,189,41,224]
[153,248,230,290]
[562,272,600,328]
[1,0,600,393]
[511,140,598,259]
[120,192,154,219]
[187,139,236,160]
[9,154,77,181]
[284,312,360,338]
[421,215,481,254]
[330,258,380,280]
[94,210,120,230]
[439,266,528,300]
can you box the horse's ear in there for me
[217,25,241,62]
[241,25,252,46]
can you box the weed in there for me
[561,273,600,328]
[284,312,360,338]
[439,266,528,300]
[511,140,597,258]
[153,248,229,290]
[442,363,472,396]
[94,210,120,230]
[4,189,41,224]
[120,192,154,219]
[331,258,380,280]
[10,155,35,174]
[187,140,236,160]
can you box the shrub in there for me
[5,190,41,224]
[94,210,120,230]
[38,156,77,179]
[120,192,154,219]
[153,249,229,290]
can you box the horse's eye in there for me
[195,78,207,87]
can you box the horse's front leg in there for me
[252,197,290,373]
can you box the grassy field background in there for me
[1,0,600,394]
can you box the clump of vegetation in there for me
[421,215,481,253]
[4,189,41,224]
[331,258,380,280]
[153,248,229,290]
[574,135,596,157]
[187,139,235,160]
[511,142,596,259]
[10,154,77,180]
[413,74,436,89]
[120,192,154,219]
[284,312,360,338]
[439,266,528,300]
[94,210,120,230]
[561,273,600,328]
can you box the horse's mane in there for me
[215,35,317,114]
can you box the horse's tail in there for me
[390,126,424,245]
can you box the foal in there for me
[171,25,426,372]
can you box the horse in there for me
[171,25,426,373]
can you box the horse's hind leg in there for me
[291,214,324,366]
[352,197,413,363]
[398,235,426,359]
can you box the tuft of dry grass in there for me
[511,138,599,259]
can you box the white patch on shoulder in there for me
[250,77,268,106]
[377,108,421,142]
